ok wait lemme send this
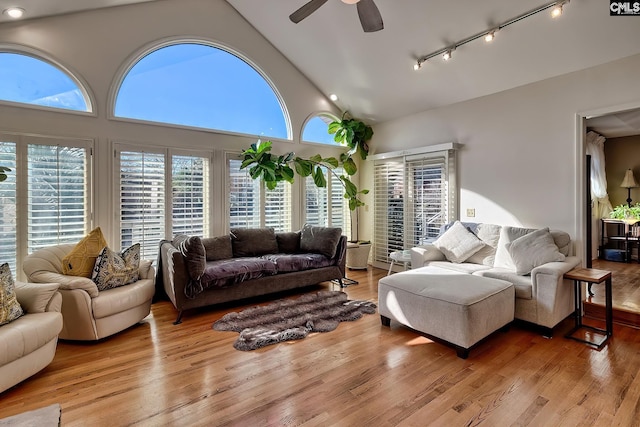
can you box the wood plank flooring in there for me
[585,259,640,327]
[3,267,640,426]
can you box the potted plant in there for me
[610,203,640,223]
[240,113,374,269]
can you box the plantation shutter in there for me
[330,169,351,240]
[0,141,16,272]
[372,146,457,269]
[172,155,209,237]
[304,168,351,239]
[119,150,165,260]
[227,154,291,231]
[305,175,328,226]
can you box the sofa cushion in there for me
[0,263,23,326]
[426,260,492,274]
[173,235,206,281]
[202,235,233,261]
[262,253,333,273]
[475,268,533,300]
[433,221,484,263]
[493,226,538,271]
[466,223,501,266]
[300,224,342,258]
[231,228,278,257]
[61,227,108,277]
[201,258,277,288]
[507,228,566,275]
[91,244,140,291]
[276,232,301,253]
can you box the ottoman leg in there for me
[380,315,391,327]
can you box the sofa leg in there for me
[173,311,183,325]
[455,347,470,359]
[380,315,391,327]
[541,326,553,339]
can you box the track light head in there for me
[442,50,453,61]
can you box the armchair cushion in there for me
[91,244,140,291]
[0,263,23,325]
[61,227,108,277]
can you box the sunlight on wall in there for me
[459,188,522,226]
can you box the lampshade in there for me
[620,169,639,189]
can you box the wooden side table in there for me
[563,267,612,349]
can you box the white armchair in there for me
[23,244,155,341]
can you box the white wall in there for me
[364,53,640,257]
[0,0,344,242]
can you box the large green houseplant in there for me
[239,113,373,241]
[610,203,640,223]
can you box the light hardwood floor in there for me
[2,267,640,426]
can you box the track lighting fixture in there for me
[412,0,570,71]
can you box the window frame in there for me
[108,37,292,140]
[300,111,341,146]
[0,44,96,115]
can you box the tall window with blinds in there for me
[227,155,291,231]
[372,147,457,269]
[172,155,210,237]
[119,151,166,261]
[0,135,91,273]
[304,167,351,240]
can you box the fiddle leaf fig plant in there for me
[328,112,373,161]
[0,166,10,182]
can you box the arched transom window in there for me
[0,52,90,112]
[114,42,289,139]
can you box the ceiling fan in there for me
[289,0,384,33]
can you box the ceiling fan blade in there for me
[357,0,384,32]
[290,0,329,24]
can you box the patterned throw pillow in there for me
[62,227,108,277]
[91,244,140,291]
[0,263,23,325]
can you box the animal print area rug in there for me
[212,290,377,351]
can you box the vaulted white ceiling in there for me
[2,0,640,132]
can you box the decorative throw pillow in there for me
[202,235,233,261]
[91,244,140,291]
[62,227,108,277]
[276,231,301,253]
[506,228,566,275]
[230,228,278,257]
[466,223,501,266]
[433,221,484,263]
[173,235,206,281]
[0,263,23,325]
[299,224,342,258]
[493,226,538,270]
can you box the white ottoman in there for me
[378,266,514,358]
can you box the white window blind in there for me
[227,155,292,231]
[172,155,209,237]
[373,149,456,268]
[0,142,17,272]
[28,144,88,251]
[119,150,165,261]
[304,168,351,239]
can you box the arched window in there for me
[302,113,340,145]
[0,52,90,112]
[114,42,289,139]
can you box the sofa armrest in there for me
[14,281,62,313]
[531,256,581,281]
[410,244,445,268]
[27,271,99,298]
[530,256,581,327]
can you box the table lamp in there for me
[620,168,639,207]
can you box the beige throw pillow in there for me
[506,228,565,275]
[433,221,484,263]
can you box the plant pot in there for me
[346,241,371,270]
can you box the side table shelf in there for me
[563,268,612,350]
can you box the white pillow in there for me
[466,223,501,266]
[506,228,566,275]
[493,226,538,270]
[433,221,484,263]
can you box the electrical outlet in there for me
[466,208,475,217]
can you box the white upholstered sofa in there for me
[410,221,581,334]
[0,281,63,393]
